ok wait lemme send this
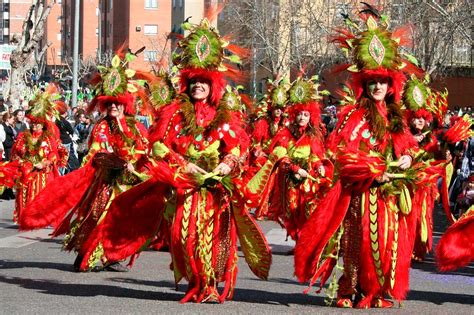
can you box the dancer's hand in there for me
[318,165,325,177]
[297,168,309,178]
[375,172,391,183]
[126,162,135,173]
[214,162,231,176]
[397,155,412,170]
[254,147,267,158]
[186,162,207,175]
[414,134,424,143]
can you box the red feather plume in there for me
[337,151,386,183]
[444,115,473,144]
[0,160,21,189]
[19,163,96,231]
[436,209,474,271]
[392,24,415,49]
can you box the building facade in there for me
[99,0,172,71]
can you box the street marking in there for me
[0,229,51,248]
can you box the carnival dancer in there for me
[19,50,151,272]
[294,9,422,308]
[403,77,459,261]
[248,76,332,242]
[7,86,69,223]
[99,16,271,303]
[249,77,290,171]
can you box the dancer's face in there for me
[190,80,210,102]
[296,111,310,127]
[272,108,282,118]
[412,117,426,131]
[32,123,43,132]
[366,78,389,102]
[107,103,124,118]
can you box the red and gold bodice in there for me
[84,117,149,165]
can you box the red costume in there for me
[19,51,151,272]
[250,78,289,168]
[294,11,423,308]
[98,16,271,303]
[8,86,69,223]
[249,77,333,241]
[403,78,453,261]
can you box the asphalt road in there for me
[0,199,472,314]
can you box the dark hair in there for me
[2,112,13,124]
[13,109,24,117]
[360,95,405,140]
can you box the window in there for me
[144,24,158,35]
[144,50,158,61]
[145,0,158,9]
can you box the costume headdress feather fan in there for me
[287,75,330,128]
[149,67,178,110]
[28,84,62,125]
[332,3,423,102]
[403,75,432,122]
[88,47,152,115]
[253,75,290,119]
[172,7,246,107]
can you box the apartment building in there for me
[62,0,100,63]
[99,0,172,71]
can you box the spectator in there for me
[55,101,80,174]
[0,112,17,200]
[68,107,79,126]
[13,109,29,133]
[0,115,4,159]
[0,98,7,114]
[0,112,17,161]
[74,112,94,163]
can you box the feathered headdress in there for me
[333,3,422,102]
[286,75,329,128]
[27,84,62,125]
[267,75,291,110]
[172,11,245,107]
[403,75,432,123]
[88,48,152,115]
[253,76,290,119]
[149,67,178,110]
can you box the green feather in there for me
[403,78,428,111]
[355,28,400,70]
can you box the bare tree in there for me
[143,33,174,72]
[222,0,355,96]
[389,0,472,77]
[5,0,55,109]
[221,0,471,97]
